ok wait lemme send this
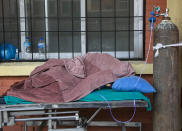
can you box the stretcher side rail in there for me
[0,100,148,131]
[0,100,148,111]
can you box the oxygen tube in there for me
[97,11,155,123]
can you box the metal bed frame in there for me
[0,100,148,131]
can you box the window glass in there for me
[0,0,144,61]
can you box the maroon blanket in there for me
[7,53,135,103]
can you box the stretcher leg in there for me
[24,121,27,131]
[48,110,53,130]
[140,123,142,131]
[122,125,126,131]
[0,111,2,131]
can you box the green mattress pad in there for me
[4,89,151,111]
[79,89,151,111]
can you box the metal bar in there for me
[11,110,79,116]
[134,0,139,59]
[45,0,48,59]
[2,111,8,124]
[80,0,86,56]
[16,0,20,60]
[0,16,144,19]
[24,0,26,36]
[85,0,88,54]
[75,112,79,121]
[122,126,126,131]
[49,128,85,131]
[114,0,116,58]
[1,0,5,60]
[11,111,79,116]
[57,0,60,59]
[143,0,146,60]
[0,56,144,62]
[47,111,79,115]
[53,121,57,129]
[0,51,134,61]
[19,0,26,57]
[86,108,102,124]
[99,0,102,53]
[88,121,142,127]
[134,0,144,59]
[29,0,33,60]
[71,0,74,58]
[48,110,52,130]
[15,116,78,122]
[24,121,27,131]
[0,30,144,32]
[53,110,58,129]
[0,100,148,111]
[0,111,2,130]
[10,111,45,116]
[128,0,131,59]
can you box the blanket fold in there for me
[7,53,135,103]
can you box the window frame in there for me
[2,0,145,61]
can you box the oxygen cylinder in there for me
[153,17,180,130]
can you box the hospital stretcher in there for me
[0,99,148,131]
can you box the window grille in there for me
[0,0,145,62]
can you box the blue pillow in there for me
[112,76,156,93]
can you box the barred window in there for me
[0,0,144,61]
